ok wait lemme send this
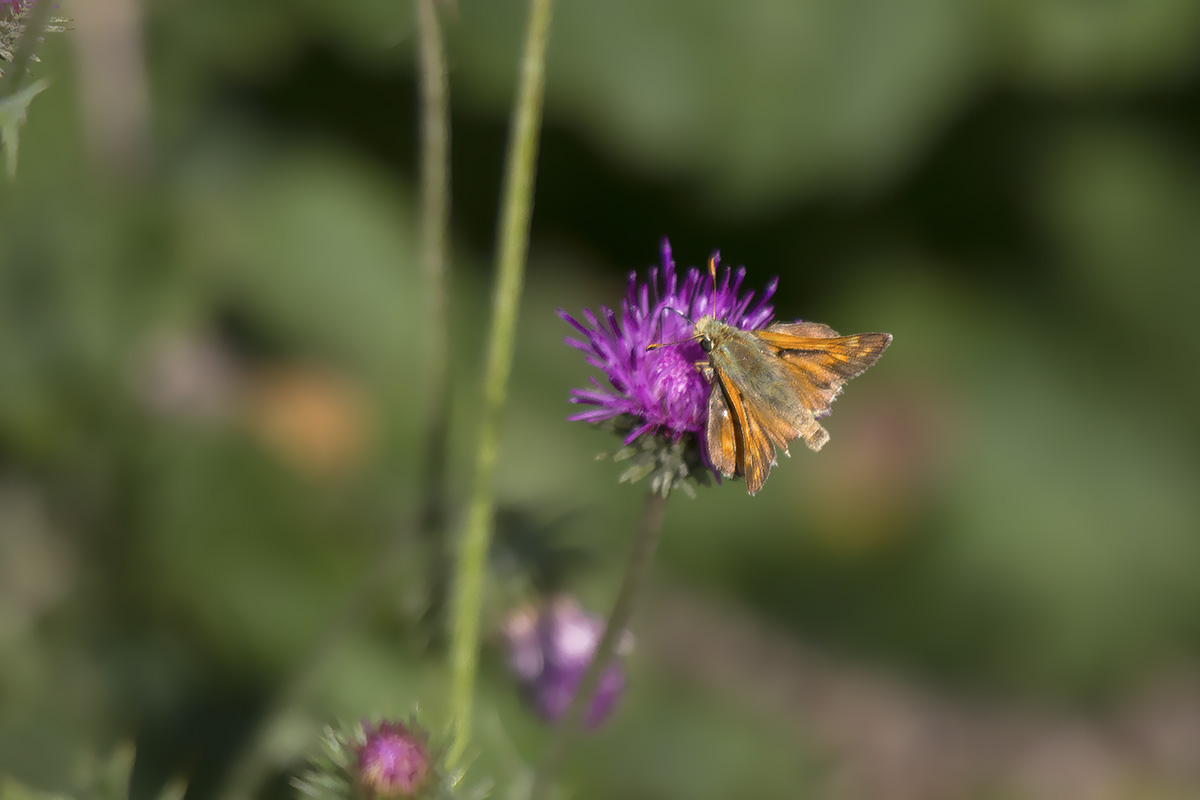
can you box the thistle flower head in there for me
[1,0,69,180]
[294,718,474,800]
[357,721,430,797]
[560,239,776,494]
[1,1,69,76]
[504,596,630,728]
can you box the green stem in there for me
[528,490,670,800]
[414,0,454,640]
[1,0,52,96]
[447,0,557,769]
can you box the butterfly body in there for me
[692,315,891,495]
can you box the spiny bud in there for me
[356,721,431,798]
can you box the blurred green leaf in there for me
[0,78,51,179]
[451,0,982,210]
[176,141,422,391]
[992,0,1200,91]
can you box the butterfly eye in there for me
[699,337,714,353]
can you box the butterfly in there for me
[651,256,892,495]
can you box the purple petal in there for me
[559,243,777,455]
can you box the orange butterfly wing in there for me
[700,319,891,494]
[712,369,776,494]
[705,378,739,479]
[762,321,840,340]
[752,324,892,451]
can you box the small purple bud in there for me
[356,721,430,798]
[504,596,630,728]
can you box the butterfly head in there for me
[646,252,737,354]
[691,316,714,353]
[693,315,735,355]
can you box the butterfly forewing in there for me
[773,333,892,390]
[738,404,776,495]
[771,332,892,449]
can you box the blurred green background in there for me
[4,0,1200,798]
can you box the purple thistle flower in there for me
[356,720,431,798]
[504,597,630,728]
[1,1,68,82]
[559,239,776,491]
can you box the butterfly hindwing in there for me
[705,378,738,478]
[713,370,775,494]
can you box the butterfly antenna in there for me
[661,306,694,326]
[647,306,696,350]
[647,335,700,351]
[708,252,719,315]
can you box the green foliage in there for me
[3,0,1200,798]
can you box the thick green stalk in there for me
[447,0,557,768]
[414,0,454,638]
[528,490,670,800]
